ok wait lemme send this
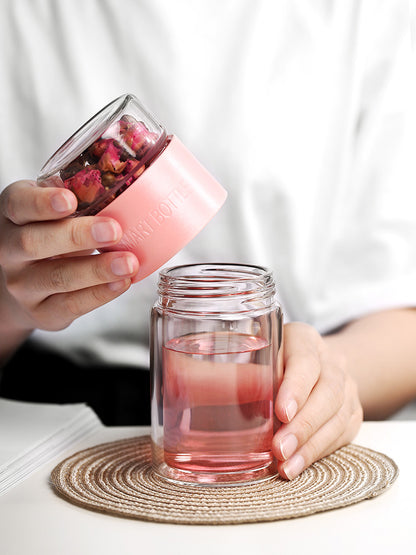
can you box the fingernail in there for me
[283,454,305,480]
[279,433,298,460]
[51,192,73,212]
[111,255,135,277]
[108,279,130,292]
[92,221,120,243]
[285,399,298,422]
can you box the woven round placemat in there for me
[50,435,398,525]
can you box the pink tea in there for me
[162,331,274,474]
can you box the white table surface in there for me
[0,421,414,555]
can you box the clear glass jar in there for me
[38,94,168,216]
[150,263,283,485]
[37,94,227,282]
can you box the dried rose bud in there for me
[98,142,127,174]
[121,119,149,152]
[89,138,114,159]
[118,115,137,134]
[64,166,104,205]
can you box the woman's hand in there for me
[272,322,363,479]
[0,180,139,347]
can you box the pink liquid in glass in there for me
[162,332,274,474]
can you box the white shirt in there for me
[1,0,415,366]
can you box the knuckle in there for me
[1,181,38,223]
[90,284,111,305]
[47,264,70,291]
[302,437,321,465]
[339,405,363,446]
[4,271,24,300]
[320,353,347,407]
[349,384,364,431]
[353,404,364,430]
[327,373,346,408]
[61,284,110,322]
[1,186,14,220]
[296,416,316,444]
[62,291,84,320]
[69,221,88,249]
[31,188,46,217]
[18,225,39,259]
[286,351,320,384]
[0,225,12,264]
[3,270,38,320]
[36,306,72,332]
[92,258,110,283]
[333,406,349,432]
[34,293,75,331]
[333,389,363,445]
[346,374,362,414]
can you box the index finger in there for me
[275,323,322,423]
[0,180,77,225]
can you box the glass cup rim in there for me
[38,94,134,180]
[159,262,273,282]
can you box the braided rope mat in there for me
[50,435,398,525]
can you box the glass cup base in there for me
[153,461,277,487]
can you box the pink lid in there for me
[98,135,227,281]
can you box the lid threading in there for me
[157,263,277,315]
